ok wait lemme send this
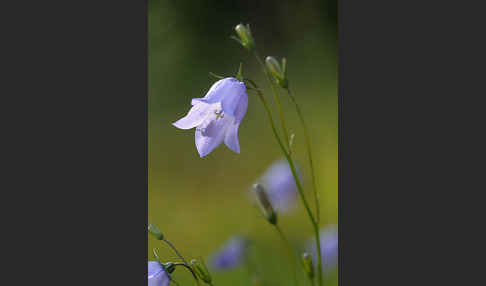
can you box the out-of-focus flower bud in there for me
[234,23,256,51]
[253,183,277,225]
[265,56,288,88]
[301,252,314,279]
[148,222,164,240]
[210,236,249,270]
[191,259,212,284]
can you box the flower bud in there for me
[252,183,277,225]
[265,56,288,88]
[235,23,255,51]
[148,222,164,240]
[301,252,314,279]
[191,259,212,284]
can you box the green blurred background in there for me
[149,0,337,285]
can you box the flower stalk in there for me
[252,183,297,286]
[173,262,202,286]
[275,224,298,286]
[247,79,323,286]
[163,238,189,265]
[253,51,291,152]
[284,87,320,224]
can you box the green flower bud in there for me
[190,259,212,284]
[252,183,277,225]
[265,56,288,88]
[148,222,164,240]
[234,23,256,51]
[301,252,314,279]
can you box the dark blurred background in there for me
[149,0,337,285]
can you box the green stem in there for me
[313,222,323,286]
[173,263,201,286]
[285,88,323,286]
[163,238,188,265]
[254,51,291,152]
[285,88,320,224]
[252,87,323,286]
[275,224,298,286]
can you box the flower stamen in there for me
[214,110,225,120]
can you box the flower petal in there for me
[172,103,210,130]
[195,115,232,157]
[233,90,248,123]
[148,261,170,286]
[191,78,247,118]
[191,78,232,105]
[148,261,164,279]
[224,122,241,153]
[220,81,246,117]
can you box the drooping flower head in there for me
[209,235,249,270]
[148,261,170,286]
[306,225,338,275]
[258,159,300,213]
[173,77,248,157]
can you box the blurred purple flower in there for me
[307,225,338,275]
[148,261,170,286]
[173,77,248,157]
[209,236,249,270]
[259,159,299,212]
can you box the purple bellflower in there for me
[307,225,338,275]
[209,236,249,270]
[148,261,170,286]
[259,159,299,212]
[173,77,248,157]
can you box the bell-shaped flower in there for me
[173,77,248,157]
[258,159,300,212]
[148,261,170,286]
[209,236,249,270]
[306,225,338,275]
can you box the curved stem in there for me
[252,87,323,286]
[254,51,291,152]
[173,263,201,286]
[312,222,323,286]
[286,87,320,224]
[163,238,188,265]
[275,225,298,286]
[286,87,323,286]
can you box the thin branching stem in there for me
[253,51,291,152]
[249,84,323,286]
[285,87,322,285]
[286,88,320,224]
[173,263,201,286]
[275,224,298,286]
[163,239,188,265]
